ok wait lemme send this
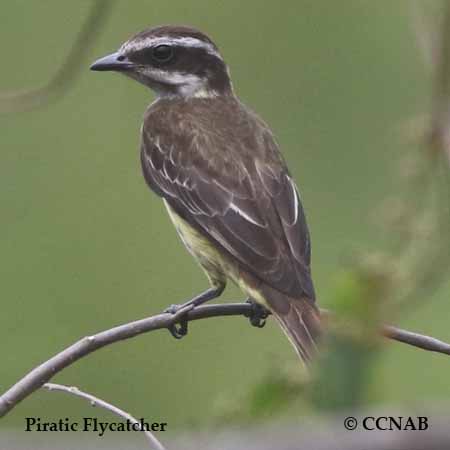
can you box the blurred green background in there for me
[1,0,449,437]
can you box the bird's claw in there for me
[168,319,188,339]
[245,299,270,328]
[165,304,189,339]
[164,304,180,315]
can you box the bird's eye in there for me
[152,45,174,63]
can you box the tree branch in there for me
[0,0,115,113]
[381,324,450,355]
[44,383,166,450]
[1,302,450,419]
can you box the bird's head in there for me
[91,25,232,99]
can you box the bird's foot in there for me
[245,299,270,328]
[163,286,224,339]
[164,304,189,339]
[164,304,182,315]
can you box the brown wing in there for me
[140,104,315,304]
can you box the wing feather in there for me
[140,109,315,301]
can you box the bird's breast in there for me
[163,199,271,308]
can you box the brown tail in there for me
[273,301,321,363]
[261,285,321,364]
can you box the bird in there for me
[90,25,321,364]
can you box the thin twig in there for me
[0,0,115,113]
[1,302,449,418]
[382,325,450,355]
[44,383,166,450]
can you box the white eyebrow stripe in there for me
[121,36,222,59]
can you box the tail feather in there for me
[261,284,321,364]
[273,301,321,363]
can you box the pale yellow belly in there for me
[163,199,270,308]
[164,200,229,288]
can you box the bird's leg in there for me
[165,285,225,312]
[245,298,270,328]
[165,285,225,339]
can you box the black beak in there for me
[90,52,133,72]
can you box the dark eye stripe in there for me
[128,46,175,65]
[152,45,174,63]
[127,44,226,74]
